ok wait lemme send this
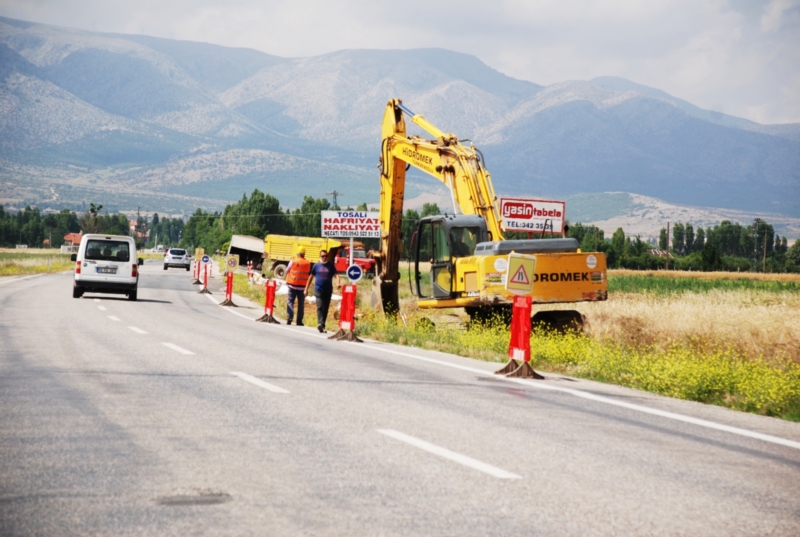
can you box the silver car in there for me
[163,248,191,271]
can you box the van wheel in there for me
[128,290,138,301]
[185,265,190,271]
[273,264,287,280]
[72,287,83,299]
[163,265,168,270]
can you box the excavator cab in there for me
[412,214,488,299]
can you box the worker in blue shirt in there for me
[306,249,341,333]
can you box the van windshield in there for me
[85,240,130,262]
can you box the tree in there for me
[79,203,104,234]
[685,223,695,253]
[420,203,440,218]
[658,228,668,250]
[671,222,685,255]
[291,196,331,237]
[611,227,626,260]
[701,242,722,271]
[694,227,705,252]
[788,240,800,266]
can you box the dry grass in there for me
[539,290,800,365]
[0,250,73,276]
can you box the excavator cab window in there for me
[415,219,452,299]
[449,226,481,257]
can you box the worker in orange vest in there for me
[284,246,311,325]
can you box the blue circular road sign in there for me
[346,264,363,282]
[202,255,210,263]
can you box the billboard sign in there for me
[499,198,566,234]
[321,211,381,238]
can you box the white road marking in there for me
[162,342,195,355]
[128,326,147,334]
[368,346,800,452]
[0,275,41,286]
[94,299,100,302]
[98,306,107,311]
[231,371,290,394]
[378,429,521,479]
[108,315,120,321]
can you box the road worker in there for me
[306,249,341,333]
[285,246,311,326]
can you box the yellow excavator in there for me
[372,98,608,329]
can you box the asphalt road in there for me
[1,262,799,536]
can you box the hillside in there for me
[0,16,798,224]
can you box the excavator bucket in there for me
[371,275,399,318]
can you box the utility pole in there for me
[753,219,760,272]
[763,232,768,273]
[326,191,344,210]
[666,221,670,270]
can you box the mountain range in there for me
[1,16,798,232]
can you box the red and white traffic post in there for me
[329,284,362,342]
[256,279,280,323]
[198,261,212,294]
[494,295,544,378]
[220,267,236,307]
[191,258,201,284]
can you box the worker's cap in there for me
[296,246,306,254]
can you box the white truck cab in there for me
[71,234,143,300]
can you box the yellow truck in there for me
[263,235,376,279]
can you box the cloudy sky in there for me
[2,0,799,124]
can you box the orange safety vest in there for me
[285,257,311,287]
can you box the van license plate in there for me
[97,267,117,274]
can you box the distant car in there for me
[71,234,142,300]
[163,248,191,271]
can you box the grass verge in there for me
[0,251,73,276]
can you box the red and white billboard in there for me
[499,198,566,234]
[321,211,381,238]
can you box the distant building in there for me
[648,249,673,258]
[63,232,83,246]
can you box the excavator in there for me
[371,99,608,329]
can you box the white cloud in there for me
[1,0,798,123]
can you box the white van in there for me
[71,234,143,300]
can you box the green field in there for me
[608,274,800,294]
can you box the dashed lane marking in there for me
[128,326,147,334]
[108,315,120,322]
[231,372,290,394]
[98,306,107,311]
[377,429,521,479]
[162,342,195,355]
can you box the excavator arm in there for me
[374,98,504,314]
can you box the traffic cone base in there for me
[494,359,520,375]
[255,314,280,324]
[505,361,544,379]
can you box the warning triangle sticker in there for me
[510,265,530,285]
